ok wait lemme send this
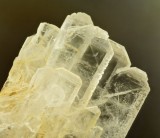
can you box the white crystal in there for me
[0,12,150,138]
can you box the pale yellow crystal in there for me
[0,12,150,138]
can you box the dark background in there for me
[0,0,159,138]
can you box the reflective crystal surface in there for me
[0,13,150,138]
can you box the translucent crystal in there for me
[0,12,150,138]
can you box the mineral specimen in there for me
[0,13,150,138]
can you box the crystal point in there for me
[0,13,150,138]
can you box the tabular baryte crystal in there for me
[0,13,150,138]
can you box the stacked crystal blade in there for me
[0,13,150,138]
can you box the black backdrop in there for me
[0,0,160,138]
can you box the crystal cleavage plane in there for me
[0,13,150,138]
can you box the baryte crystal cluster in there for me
[0,13,150,138]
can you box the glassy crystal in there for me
[0,12,150,138]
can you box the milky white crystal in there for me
[0,13,150,138]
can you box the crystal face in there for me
[0,13,150,138]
